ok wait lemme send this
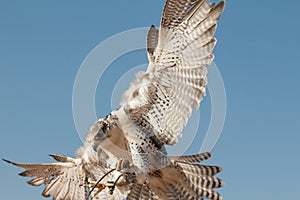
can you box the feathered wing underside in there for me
[4,155,88,200]
[121,0,225,145]
[3,152,125,200]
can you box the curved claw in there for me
[106,181,115,195]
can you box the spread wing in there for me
[3,155,89,200]
[121,0,225,145]
[3,150,126,200]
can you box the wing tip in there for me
[216,165,223,173]
[205,151,212,158]
[3,158,18,166]
[49,154,66,162]
[215,0,226,13]
[18,171,29,177]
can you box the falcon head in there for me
[86,114,128,157]
[92,118,112,142]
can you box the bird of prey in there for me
[4,0,226,199]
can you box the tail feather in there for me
[173,153,224,200]
[127,182,142,199]
[127,182,160,200]
[169,183,198,200]
[166,152,224,200]
[178,161,222,176]
[171,152,212,163]
[128,152,223,200]
[197,188,223,200]
[185,173,224,189]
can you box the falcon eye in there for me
[102,122,108,132]
[93,121,108,141]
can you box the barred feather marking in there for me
[127,182,143,200]
[171,152,212,163]
[123,1,226,147]
[184,0,215,32]
[160,152,224,200]
[161,0,198,28]
[177,162,222,176]
[147,25,159,61]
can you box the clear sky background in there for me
[1,0,299,199]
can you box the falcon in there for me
[4,0,226,199]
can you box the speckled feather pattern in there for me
[121,0,225,151]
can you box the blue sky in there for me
[1,0,300,199]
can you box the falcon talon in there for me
[106,181,116,195]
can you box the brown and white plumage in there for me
[4,151,223,200]
[127,152,224,200]
[4,155,87,200]
[117,0,225,172]
[4,145,130,200]
[121,0,225,145]
[4,0,226,199]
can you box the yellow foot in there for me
[106,181,115,195]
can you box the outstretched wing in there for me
[121,0,225,145]
[3,151,126,200]
[3,155,88,200]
